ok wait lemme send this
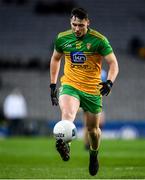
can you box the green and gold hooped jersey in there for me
[55,28,113,95]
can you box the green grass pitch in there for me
[0,137,145,179]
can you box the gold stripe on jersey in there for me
[58,30,72,38]
[64,51,100,55]
[89,29,105,40]
[65,52,100,57]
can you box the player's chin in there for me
[75,33,82,37]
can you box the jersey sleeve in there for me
[98,38,113,56]
[54,35,63,53]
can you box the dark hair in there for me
[71,7,88,20]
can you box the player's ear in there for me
[70,18,73,26]
[87,19,90,27]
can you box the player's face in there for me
[70,16,89,37]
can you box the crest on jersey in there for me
[87,43,91,50]
[76,42,82,49]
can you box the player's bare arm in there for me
[99,52,119,96]
[50,50,63,106]
[104,52,119,83]
[50,49,63,84]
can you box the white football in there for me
[53,120,77,142]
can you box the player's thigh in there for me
[59,94,80,116]
[59,85,80,115]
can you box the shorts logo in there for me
[71,52,86,64]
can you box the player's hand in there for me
[99,80,113,96]
[50,84,58,106]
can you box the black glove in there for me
[99,80,113,96]
[50,84,58,106]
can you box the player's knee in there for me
[87,127,101,137]
[62,110,75,120]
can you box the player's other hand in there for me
[50,84,58,106]
[99,80,113,96]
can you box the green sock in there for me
[90,146,98,155]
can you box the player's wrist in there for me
[50,83,57,90]
[106,80,113,88]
